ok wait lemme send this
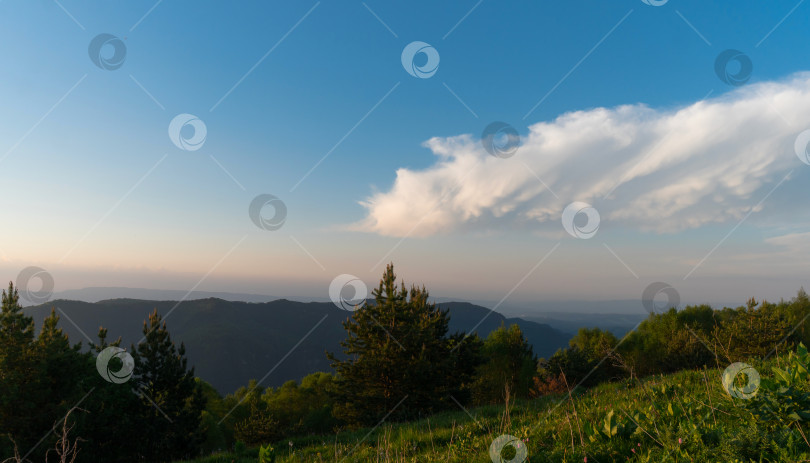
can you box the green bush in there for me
[258,443,275,463]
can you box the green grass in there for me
[181,355,810,462]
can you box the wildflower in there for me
[288,441,293,448]
[678,438,683,444]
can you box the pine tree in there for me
[33,309,87,453]
[36,309,85,402]
[327,264,474,426]
[0,282,39,456]
[76,326,143,463]
[129,309,206,462]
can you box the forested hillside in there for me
[22,297,570,393]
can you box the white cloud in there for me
[766,231,810,250]
[354,73,810,237]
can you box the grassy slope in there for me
[182,356,810,463]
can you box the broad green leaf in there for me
[773,367,791,384]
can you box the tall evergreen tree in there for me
[75,326,142,463]
[36,309,85,404]
[33,309,87,454]
[129,309,206,462]
[0,282,39,457]
[328,264,476,426]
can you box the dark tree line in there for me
[0,282,205,463]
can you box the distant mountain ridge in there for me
[50,287,742,314]
[52,287,280,303]
[521,312,649,338]
[23,297,572,394]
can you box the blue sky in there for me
[2,0,810,310]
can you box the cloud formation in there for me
[355,74,810,237]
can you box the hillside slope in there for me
[24,298,571,394]
[181,353,807,462]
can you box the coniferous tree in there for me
[36,309,85,401]
[32,309,87,455]
[0,282,39,457]
[129,309,205,462]
[76,326,142,463]
[328,264,475,426]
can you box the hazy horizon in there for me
[28,284,752,315]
